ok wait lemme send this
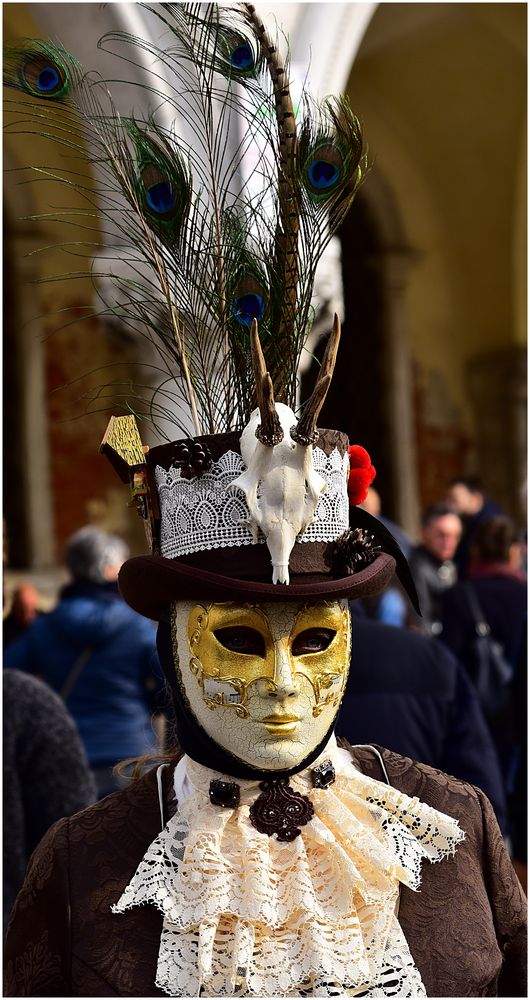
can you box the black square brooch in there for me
[312,759,335,789]
[209,779,240,808]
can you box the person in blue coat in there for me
[337,608,508,835]
[4,526,164,797]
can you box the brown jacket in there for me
[4,746,527,997]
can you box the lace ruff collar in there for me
[113,738,464,996]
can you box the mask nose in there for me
[270,641,299,697]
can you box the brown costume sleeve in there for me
[4,818,71,997]
[476,785,528,998]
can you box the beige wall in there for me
[4,5,98,296]
[347,2,526,432]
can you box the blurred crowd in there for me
[3,472,527,928]
[3,526,166,928]
[343,474,527,890]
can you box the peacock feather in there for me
[3,3,366,440]
[3,38,83,99]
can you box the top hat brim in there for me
[118,551,396,621]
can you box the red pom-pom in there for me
[348,445,376,505]
[348,445,372,469]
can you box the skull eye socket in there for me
[292,628,336,655]
[214,627,265,656]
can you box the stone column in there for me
[467,346,527,527]
[369,249,421,537]
[9,227,55,567]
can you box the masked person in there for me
[3,5,526,998]
[5,424,526,997]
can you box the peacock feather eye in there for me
[307,159,340,190]
[230,42,254,71]
[219,30,258,77]
[141,165,177,219]
[232,291,265,327]
[3,40,81,101]
[121,122,191,247]
[302,143,344,201]
[21,55,68,98]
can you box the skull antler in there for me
[291,313,341,446]
[250,319,284,446]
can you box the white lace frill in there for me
[112,741,465,997]
[155,447,349,559]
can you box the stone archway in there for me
[302,169,419,533]
[340,2,526,530]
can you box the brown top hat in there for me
[102,410,397,621]
[118,551,396,621]
[100,319,421,622]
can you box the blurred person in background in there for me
[338,605,508,836]
[360,581,408,628]
[408,504,462,636]
[359,487,411,626]
[3,669,96,930]
[4,526,163,798]
[441,515,526,677]
[3,584,42,648]
[360,485,412,558]
[446,474,503,577]
[441,516,526,842]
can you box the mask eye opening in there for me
[214,626,266,657]
[292,628,337,656]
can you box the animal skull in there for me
[229,403,326,584]
[229,314,341,585]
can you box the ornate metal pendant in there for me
[312,758,335,789]
[249,779,314,841]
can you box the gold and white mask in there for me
[170,599,351,770]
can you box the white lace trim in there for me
[112,740,465,996]
[155,448,349,559]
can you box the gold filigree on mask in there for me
[310,673,345,717]
[185,600,350,716]
[172,598,351,770]
[187,605,253,717]
[286,602,350,715]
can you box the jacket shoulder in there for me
[67,763,163,836]
[5,767,173,998]
[4,816,72,996]
[348,743,527,996]
[348,742,484,832]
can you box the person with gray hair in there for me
[4,526,163,797]
[408,503,462,636]
[64,526,129,585]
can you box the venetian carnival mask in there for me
[170,598,351,769]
